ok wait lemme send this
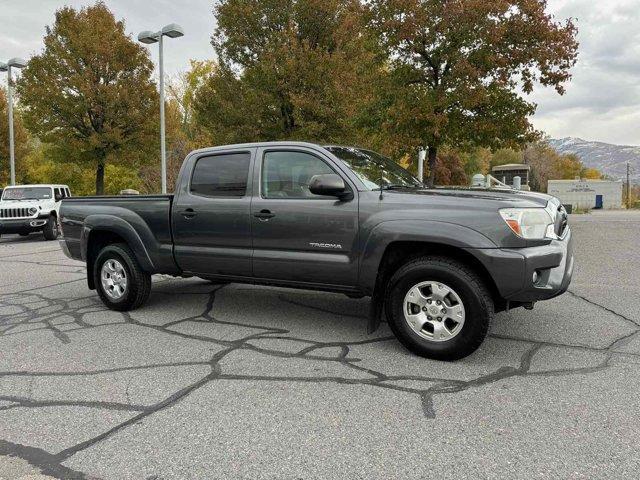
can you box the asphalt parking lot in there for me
[1,210,639,479]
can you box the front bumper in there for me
[470,228,574,303]
[0,217,48,234]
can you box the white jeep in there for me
[0,184,71,240]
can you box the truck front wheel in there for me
[94,243,151,311]
[386,256,493,361]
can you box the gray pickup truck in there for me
[59,142,573,360]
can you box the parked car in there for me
[0,184,71,240]
[58,142,573,360]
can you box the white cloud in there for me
[528,0,640,145]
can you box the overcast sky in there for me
[1,0,638,146]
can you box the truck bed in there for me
[60,194,179,275]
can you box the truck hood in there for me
[385,187,554,208]
[365,187,561,249]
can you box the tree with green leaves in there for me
[370,0,578,186]
[193,0,381,145]
[490,148,523,169]
[16,2,158,195]
[167,60,216,141]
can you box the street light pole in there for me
[7,64,16,186]
[138,24,184,194]
[158,34,167,195]
[1,58,27,186]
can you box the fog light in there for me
[532,271,539,284]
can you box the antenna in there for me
[379,168,385,200]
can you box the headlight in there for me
[28,207,38,216]
[499,208,554,240]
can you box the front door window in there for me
[262,151,335,199]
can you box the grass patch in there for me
[570,206,592,214]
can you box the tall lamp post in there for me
[138,24,184,194]
[1,57,27,186]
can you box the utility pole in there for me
[627,162,631,208]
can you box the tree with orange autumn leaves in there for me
[368,0,579,186]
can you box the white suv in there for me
[0,184,71,240]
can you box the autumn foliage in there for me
[16,2,158,195]
[7,0,586,195]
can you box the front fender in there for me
[358,220,497,293]
[81,213,157,272]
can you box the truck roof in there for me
[188,141,341,156]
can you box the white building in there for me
[547,179,623,210]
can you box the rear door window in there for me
[191,152,251,197]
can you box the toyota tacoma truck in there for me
[0,184,70,239]
[58,142,573,360]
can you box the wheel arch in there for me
[360,220,499,292]
[82,216,156,290]
[374,241,503,311]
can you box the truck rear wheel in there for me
[386,256,493,361]
[43,215,59,240]
[94,243,151,311]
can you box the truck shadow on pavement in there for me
[1,274,639,478]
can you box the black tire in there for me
[385,256,493,361]
[43,215,59,240]
[94,243,151,311]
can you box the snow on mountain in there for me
[547,137,639,183]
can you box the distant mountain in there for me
[548,137,639,183]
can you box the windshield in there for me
[325,147,422,190]
[1,187,53,201]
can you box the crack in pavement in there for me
[566,289,640,328]
[1,247,639,479]
[0,440,89,480]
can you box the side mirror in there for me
[309,174,350,199]
[54,193,62,202]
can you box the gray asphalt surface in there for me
[1,210,639,479]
